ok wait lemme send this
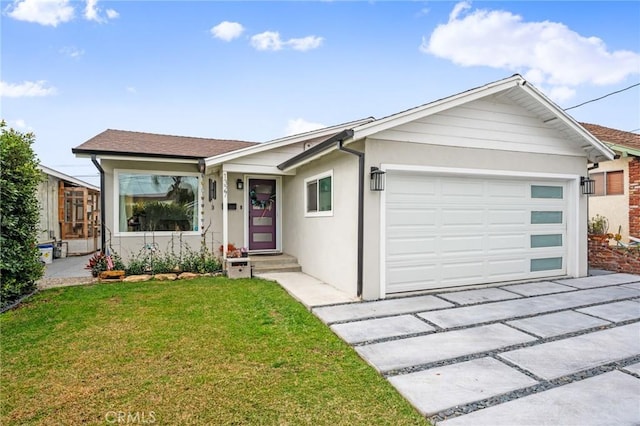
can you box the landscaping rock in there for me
[154,273,178,281]
[123,274,153,283]
[178,272,199,280]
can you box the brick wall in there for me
[630,158,640,238]
[588,237,640,274]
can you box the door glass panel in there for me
[531,211,563,224]
[531,257,563,271]
[253,233,273,242]
[253,217,272,226]
[531,234,563,248]
[531,185,563,199]
[255,184,273,194]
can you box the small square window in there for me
[305,171,333,216]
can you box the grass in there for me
[1,277,428,425]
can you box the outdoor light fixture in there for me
[236,179,244,190]
[208,179,217,201]
[198,159,206,174]
[370,167,386,191]
[581,176,595,195]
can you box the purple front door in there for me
[248,179,277,251]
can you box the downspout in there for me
[91,155,106,252]
[337,140,364,298]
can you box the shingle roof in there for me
[72,129,258,159]
[581,123,640,151]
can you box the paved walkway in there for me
[37,253,97,289]
[310,274,640,425]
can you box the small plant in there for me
[86,250,125,277]
[588,214,609,235]
[219,243,241,258]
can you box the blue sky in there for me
[2,1,639,186]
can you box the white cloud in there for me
[126,86,137,94]
[251,31,283,51]
[251,31,323,52]
[60,46,84,58]
[105,8,118,19]
[285,118,326,136]
[0,80,58,98]
[421,1,640,101]
[287,36,323,52]
[210,21,244,41]
[7,0,74,27]
[84,0,118,23]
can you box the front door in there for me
[248,179,277,251]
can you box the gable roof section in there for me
[204,117,374,167]
[72,129,258,160]
[39,164,99,191]
[580,123,640,157]
[279,75,615,171]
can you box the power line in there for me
[564,82,640,111]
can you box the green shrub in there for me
[0,122,44,306]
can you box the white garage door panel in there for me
[385,172,568,294]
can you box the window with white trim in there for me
[115,170,200,233]
[304,170,333,216]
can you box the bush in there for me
[0,122,45,306]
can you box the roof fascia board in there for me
[39,165,100,191]
[518,83,615,161]
[606,143,640,157]
[74,153,200,164]
[205,118,373,166]
[352,75,523,140]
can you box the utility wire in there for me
[564,82,640,111]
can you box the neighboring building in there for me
[38,165,101,256]
[581,123,640,242]
[73,75,613,300]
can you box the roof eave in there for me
[277,129,354,171]
[72,148,203,161]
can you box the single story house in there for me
[73,75,614,300]
[37,165,101,256]
[581,123,640,242]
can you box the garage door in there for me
[385,172,568,294]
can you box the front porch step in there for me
[251,254,302,274]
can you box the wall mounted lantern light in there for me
[236,179,244,190]
[208,179,217,201]
[580,176,595,195]
[370,167,386,191]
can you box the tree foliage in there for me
[0,121,44,305]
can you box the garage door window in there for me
[531,211,563,224]
[531,257,563,272]
[531,185,563,199]
[304,171,333,217]
[531,234,563,248]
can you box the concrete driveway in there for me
[313,273,640,425]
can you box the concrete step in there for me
[250,254,302,274]
[254,265,303,274]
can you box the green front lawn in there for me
[1,278,428,425]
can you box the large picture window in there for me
[117,171,199,233]
[304,171,332,217]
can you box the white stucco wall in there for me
[588,157,631,241]
[282,149,359,296]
